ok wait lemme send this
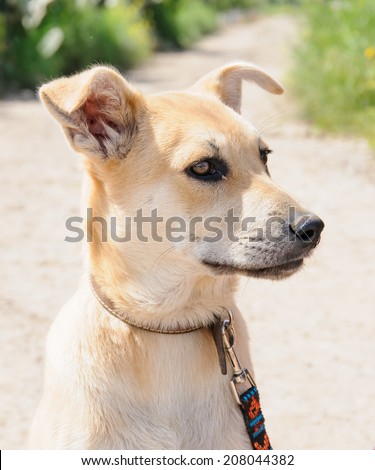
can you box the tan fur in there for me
[30,63,323,449]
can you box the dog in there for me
[29,62,324,449]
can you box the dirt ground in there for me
[1,14,374,449]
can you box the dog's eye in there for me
[186,157,228,182]
[259,147,272,165]
[191,161,212,176]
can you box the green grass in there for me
[292,0,375,147]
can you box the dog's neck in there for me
[88,239,238,331]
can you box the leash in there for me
[217,311,272,450]
[90,275,272,450]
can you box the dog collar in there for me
[89,274,219,334]
[89,274,272,450]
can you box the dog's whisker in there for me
[229,276,236,298]
[211,277,217,301]
[148,246,176,278]
[221,277,226,304]
[240,278,251,303]
[256,111,286,134]
[258,122,284,138]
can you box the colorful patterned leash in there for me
[213,312,272,450]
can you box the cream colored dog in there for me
[30,63,324,449]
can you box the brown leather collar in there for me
[89,275,228,374]
[90,275,222,333]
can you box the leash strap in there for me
[217,313,273,450]
[239,387,272,450]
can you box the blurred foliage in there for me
[143,0,259,48]
[292,0,375,146]
[207,0,257,10]
[0,0,258,94]
[0,0,152,93]
[143,0,217,49]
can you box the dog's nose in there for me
[289,213,324,246]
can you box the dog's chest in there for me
[88,330,250,449]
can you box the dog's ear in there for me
[39,66,144,159]
[190,62,283,113]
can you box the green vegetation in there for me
[1,1,152,93]
[292,0,375,146]
[144,0,217,49]
[143,0,258,49]
[5,0,373,149]
[0,0,258,94]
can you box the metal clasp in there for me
[221,310,256,405]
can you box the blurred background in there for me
[1,0,374,449]
[1,0,374,144]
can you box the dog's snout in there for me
[289,213,325,246]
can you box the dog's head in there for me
[40,63,324,282]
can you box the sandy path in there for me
[1,14,374,449]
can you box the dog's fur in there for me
[29,63,323,449]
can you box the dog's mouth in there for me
[202,258,304,280]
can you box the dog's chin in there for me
[202,258,304,280]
